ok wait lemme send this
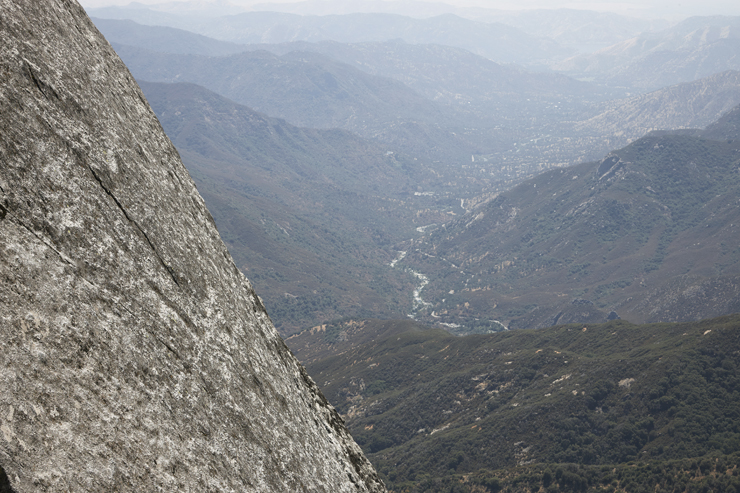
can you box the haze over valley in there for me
[88,2,740,337]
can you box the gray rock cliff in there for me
[0,0,385,491]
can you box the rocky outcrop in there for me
[0,0,384,491]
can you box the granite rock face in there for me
[0,0,385,491]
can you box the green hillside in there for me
[400,105,740,332]
[290,315,740,491]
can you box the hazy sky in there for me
[77,0,740,18]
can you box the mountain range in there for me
[555,16,740,90]
[95,17,740,176]
[88,3,670,55]
[576,70,740,140]
[112,44,446,132]
[89,10,569,66]
[547,70,740,164]
[95,20,609,173]
[92,19,607,120]
[89,6,740,92]
[102,37,596,197]
[399,104,740,332]
[244,39,607,115]
[110,42,498,173]
[91,16,740,334]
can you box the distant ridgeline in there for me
[404,103,740,333]
[287,316,740,492]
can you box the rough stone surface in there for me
[0,1,385,491]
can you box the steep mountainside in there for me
[399,106,740,332]
[553,16,740,90]
[291,315,740,491]
[0,1,384,491]
[139,81,455,334]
